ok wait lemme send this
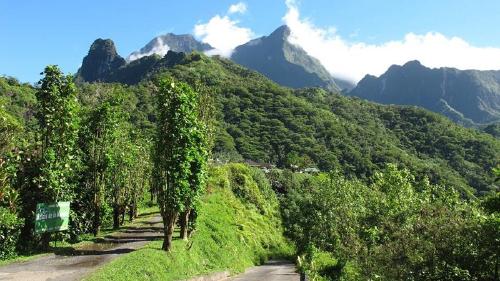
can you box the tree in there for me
[31,65,79,246]
[126,138,151,222]
[80,94,123,235]
[35,65,79,202]
[153,77,206,251]
[179,81,212,240]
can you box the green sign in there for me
[35,202,70,234]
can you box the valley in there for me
[1,2,499,280]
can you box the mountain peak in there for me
[269,25,291,40]
[402,60,425,69]
[231,25,347,91]
[77,39,126,82]
[89,39,120,57]
[127,33,212,61]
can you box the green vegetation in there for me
[0,68,152,258]
[34,65,79,210]
[84,164,292,281]
[278,165,499,280]
[152,77,209,251]
[0,51,498,281]
[75,51,498,194]
[151,53,498,195]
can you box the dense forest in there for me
[76,52,499,195]
[0,52,499,280]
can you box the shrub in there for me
[0,207,23,259]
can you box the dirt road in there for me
[229,260,300,281]
[0,215,163,281]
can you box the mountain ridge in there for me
[349,60,500,125]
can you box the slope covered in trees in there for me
[92,53,497,196]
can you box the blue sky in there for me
[2,0,500,83]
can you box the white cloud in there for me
[228,2,247,14]
[194,15,253,57]
[284,0,500,83]
[127,37,169,62]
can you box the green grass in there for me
[84,164,294,281]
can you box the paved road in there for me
[0,215,163,281]
[230,260,300,281]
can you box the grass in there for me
[84,164,294,281]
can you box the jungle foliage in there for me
[276,165,499,280]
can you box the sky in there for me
[2,0,500,83]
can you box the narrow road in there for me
[230,260,300,281]
[0,215,162,281]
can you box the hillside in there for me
[84,164,292,281]
[73,53,500,196]
[0,76,36,124]
[350,60,500,126]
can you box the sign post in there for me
[35,202,71,234]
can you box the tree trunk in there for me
[162,211,178,251]
[41,232,51,250]
[120,206,125,226]
[113,206,120,229]
[128,203,137,221]
[93,205,101,236]
[179,208,191,240]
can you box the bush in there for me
[0,207,23,259]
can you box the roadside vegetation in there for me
[84,164,292,281]
[276,165,499,280]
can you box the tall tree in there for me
[35,65,79,202]
[108,128,136,229]
[80,94,123,235]
[30,65,79,246]
[153,77,204,251]
[179,82,212,240]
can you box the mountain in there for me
[76,38,188,84]
[127,33,213,61]
[349,60,500,125]
[76,27,355,91]
[231,25,352,92]
[73,53,499,195]
[76,39,126,83]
